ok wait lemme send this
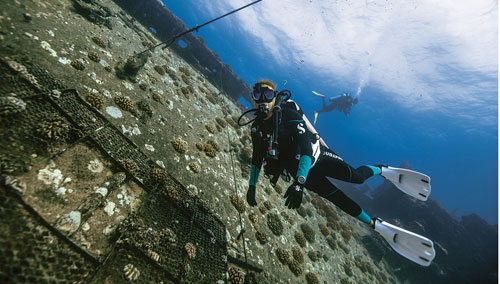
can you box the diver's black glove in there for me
[247,185,257,206]
[284,181,303,209]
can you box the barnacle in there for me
[151,167,167,184]
[88,51,100,62]
[86,92,105,109]
[71,59,86,70]
[276,247,291,265]
[172,137,188,154]
[229,194,245,214]
[184,242,196,259]
[115,96,134,111]
[120,158,138,174]
[228,267,244,284]
[267,213,283,236]
[300,223,315,243]
[0,95,26,116]
[123,264,140,281]
[92,36,106,48]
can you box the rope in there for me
[219,61,251,274]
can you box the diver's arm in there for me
[247,129,266,206]
[288,110,314,184]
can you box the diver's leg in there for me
[305,173,373,226]
[315,148,381,184]
[322,97,327,109]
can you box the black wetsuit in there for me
[249,101,377,222]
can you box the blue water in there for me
[162,0,498,224]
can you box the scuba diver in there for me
[313,91,358,124]
[242,80,435,266]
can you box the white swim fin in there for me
[380,166,431,201]
[374,218,436,266]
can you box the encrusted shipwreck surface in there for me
[0,0,402,283]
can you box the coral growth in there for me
[267,213,283,236]
[305,272,320,284]
[276,247,291,265]
[294,232,306,248]
[291,246,304,263]
[147,250,160,262]
[172,137,188,154]
[162,185,179,202]
[71,59,86,70]
[188,161,201,173]
[263,200,272,211]
[215,117,227,128]
[114,96,134,111]
[327,236,337,250]
[120,158,138,174]
[203,140,219,157]
[228,267,244,284]
[229,194,245,214]
[0,96,26,116]
[88,51,100,62]
[308,251,321,262]
[205,123,217,134]
[300,223,315,243]
[319,223,331,236]
[36,114,71,141]
[92,36,106,48]
[288,259,303,276]
[184,242,196,259]
[123,264,140,281]
[248,213,258,224]
[154,65,165,75]
[255,231,267,245]
[86,92,105,109]
[151,167,167,184]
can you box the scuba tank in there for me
[237,89,326,185]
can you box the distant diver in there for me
[312,91,358,124]
[239,79,435,266]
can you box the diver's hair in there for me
[254,79,276,90]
